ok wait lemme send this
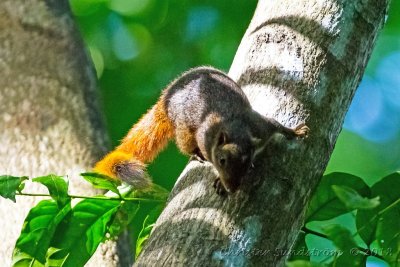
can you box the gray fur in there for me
[162,67,306,193]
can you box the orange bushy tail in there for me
[94,99,174,188]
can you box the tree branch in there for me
[0,0,130,265]
[136,0,389,266]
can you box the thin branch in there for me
[15,192,164,203]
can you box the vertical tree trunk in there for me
[0,0,129,265]
[136,0,389,266]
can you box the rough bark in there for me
[0,0,130,266]
[136,0,389,266]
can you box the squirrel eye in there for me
[115,165,122,173]
[218,131,227,146]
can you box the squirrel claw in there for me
[190,154,205,163]
[294,123,310,138]
[213,178,227,196]
[190,148,206,163]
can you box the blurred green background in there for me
[70,0,399,265]
[70,0,258,190]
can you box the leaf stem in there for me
[351,196,400,241]
[16,192,164,203]
[378,197,400,216]
[301,226,385,260]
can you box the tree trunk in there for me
[0,0,130,266]
[136,0,389,266]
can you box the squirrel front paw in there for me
[294,123,310,138]
[189,148,206,163]
[213,178,227,196]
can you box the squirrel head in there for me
[210,122,266,193]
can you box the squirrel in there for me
[94,66,309,194]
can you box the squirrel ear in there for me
[218,131,227,146]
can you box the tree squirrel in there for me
[94,67,309,194]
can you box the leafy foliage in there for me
[322,224,366,266]
[288,172,400,267]
[0,173,164,267]
[33,175,70,207]
[135,205,164,259]
[0,175,28,202]
[49,198,121,266]
[357,172,400,265]
[305,172,370,221]
[13,200,71,266]
[3,171,399,266]
[81,172,121,196]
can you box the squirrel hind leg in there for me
[175,126,198,155]
[189,148,206,163]
[213,178,227,196]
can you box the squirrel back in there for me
[94,67,309,193]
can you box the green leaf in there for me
[288,232,309,261]
[0,175,28,202]
[108,201,140,238]
[322,224,366,267]
[286,260,327,267]
[332,185,380,210]
[11,250,44,267]
[81,172,121,196]
[135,205,164,259]
[33,174,69,207]
[356,172,400,248]
[376,208,400,266]
[45,247,67,267]
[50,198,122,267]
[355,209,377,247]
[132,183,169,202]
[306,172,370,222]
[12,200,71,265]
[323,224,357,250]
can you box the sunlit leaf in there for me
[11,250,44,267]
[81,172,121,196]
[45,247,66,267]
[33,174,69,207]
[306,173,370,222]
[0,175,28,202]
[12,200,71,265]
[49,198,121,267]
